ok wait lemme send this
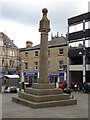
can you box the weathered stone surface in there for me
[25,88,63,95]
[12,96,77,109]
[18,92,70,102]
[32,83,55,89]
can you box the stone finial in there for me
[39,8,50,33]
[42,8,48,15]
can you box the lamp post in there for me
[83,20,86,83]
[18,56,25,89]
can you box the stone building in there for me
[0,32,19,76]
[20,33,67,86]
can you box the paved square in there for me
[1,92,88,118]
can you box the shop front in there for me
[22,71,66,88]
[23,71,38,84]
[48,72,65,88]
[8,70,16,75]
[0,70,5,77]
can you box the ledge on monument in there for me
[32,83,55,89]
[25,87,63,95]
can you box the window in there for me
[59,76,64,82]
[12,61,15,67]
[10,51,13,56]
[10,60,12,67]
[25,63,28,70]
[13,51,15,56]
[25,52,28,58]
[48,50,50,56]
[59,61,64,70]
[34,62,38,70]
[0,39,3,46]
[9,60,15,67]
[59,48,64,55]
[3,49,5,56]
[0,59,1,66]
[34,51,38,57]
[2,59,5,66]
[48,61,50,70]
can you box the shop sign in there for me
[49,72,59,76]
[59,73,64,76]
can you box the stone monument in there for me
[12,8,77,108]
[39,8,50,84]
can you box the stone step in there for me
[32,83,55,89]
[12,97,77,109]
[25,88,63,96]
[18,92,70,102]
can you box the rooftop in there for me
[20,35,67,52]
[0,32,18,48]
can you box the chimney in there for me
[57,32,59,37]
[61,33,63,36]
[12,40,14,43]
[66,33,68,40]
[51,33,53,40]
[26,41,33,48]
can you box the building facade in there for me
[0,32,19,76]
[67,11,90,88]
[68,46,90,89]
[20,34,67,86]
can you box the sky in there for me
[0,0,89,48]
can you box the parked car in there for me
[4,86,19,93]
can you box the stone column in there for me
[38,8,50,84]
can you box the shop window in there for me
[59,76,64,82]
[24,76,28,82]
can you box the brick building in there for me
[20,33,67,86]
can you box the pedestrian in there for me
[74,82,77,92]
[82,82,88,93]
[29,78,32,87]
[61,82,64,89]
[63,80,67,88]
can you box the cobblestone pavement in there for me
[1,92,88,118]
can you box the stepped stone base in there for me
[12,83,77,109]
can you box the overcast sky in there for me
[0,0,89,48]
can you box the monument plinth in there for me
[12,8,77,109]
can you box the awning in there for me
[4,75,19,79]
